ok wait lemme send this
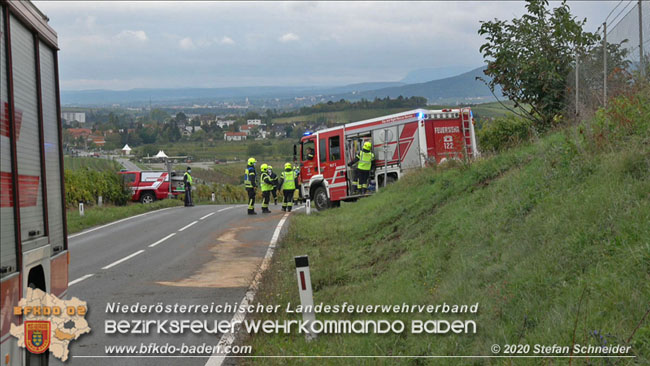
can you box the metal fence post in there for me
[640,0,645,78]
[603,21,608,107]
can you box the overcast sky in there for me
[33,1,619,91]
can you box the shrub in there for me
[477,115,534,152]
[64,169,131,207]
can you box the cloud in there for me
[115,30,148,42]
[179,37,196,50]
[219,36,235,45]
[279,32,299,43]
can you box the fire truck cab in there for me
[296,108,479,210]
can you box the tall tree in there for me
[478,0,598,129]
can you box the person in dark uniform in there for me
[244,157,257,215]
[268,165,279,205]
[183,166,194,206]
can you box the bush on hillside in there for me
[64,170,131,207]
[477,115,534,152]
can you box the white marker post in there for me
[98,195,103,207]
[78,202,84,217]
[211,192,215,202]
[294,255,316,341]
[306,198,311,215]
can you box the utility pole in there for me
[603,21,608,106]
[640,0,645,78]
[575,51,579,117]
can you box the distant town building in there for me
[200,115,215,126]
[247,119,262,126]
[224,132,247,141]
[239,124,255,135]
[62,112,86,123]
[66,128,92,139]
[184,126,202,134]
[215,120,235,128]
[89,135,105,147]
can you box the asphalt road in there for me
[115,157,141,171]
[51,203,300,366]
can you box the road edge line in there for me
[101,249,146,270]
[68,206,180,239]
[205,212,291,366]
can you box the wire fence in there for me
[569,0,649,118]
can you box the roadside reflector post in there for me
[98,195,103,207]
[211,192,215,202]
[306,198,311,215]
[294,255,316,341]
[79,202,84,217]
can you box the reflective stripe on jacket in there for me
[260,172,274,191]
[281,170,296,190]
[357,150,374,171]
[244,166,256,188]
[184,172,193,185]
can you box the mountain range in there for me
[61,66,499,107]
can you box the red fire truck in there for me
[1,1,68,364]
[295,108,479,210]
[118,171,184,203]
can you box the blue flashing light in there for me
[417,111,425,119]
[303,131,312,136]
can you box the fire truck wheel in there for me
[313,186,330,211]
[140,192,156,204]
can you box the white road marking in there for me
[149,233,176,248]
[178,220,198,232]
[294,206,305,211]
[199,212,215,220]
[102,250,145,270]
[217,206,234,212]
[205,213,291,366]
[68,274,94,286]
[68,207,179,239]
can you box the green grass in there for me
[243,96,650,364]
[63,156,121,172]
[66,199,183,234]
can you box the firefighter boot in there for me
[288,206,292,212]
[248,209,257,215]
[262,207,271,214]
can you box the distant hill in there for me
[336,66,501,104]
[400,66,478,84]
[60,66,501,106]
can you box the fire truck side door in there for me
[301,137,317,182]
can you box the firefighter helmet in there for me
[268,165,273,170]
[260,163,268,172]
[363,141,372,150]
[284,162,292,170]
[247,157,256,166]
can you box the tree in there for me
[478,0,599,129]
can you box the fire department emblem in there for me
[25,321,51,354]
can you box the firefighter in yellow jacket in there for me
[278,162,297,212]
[260,164,273,213]
[244,157,257,215]
[348,141,375,194]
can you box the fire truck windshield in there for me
[302,139,315,161]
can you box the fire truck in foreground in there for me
[295,108,479,210]
[1,1,68,364]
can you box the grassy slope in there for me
[245,108,650,364]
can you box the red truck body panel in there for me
[118,171,181,202]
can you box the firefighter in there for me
[260,164,273,213]
[268,165,279,205]
[348,141,375,194]
[279,162,297,212]
[183,166,194,207]
[244,157,257,215]
[306,147,315,160]
[294,165,302,204]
